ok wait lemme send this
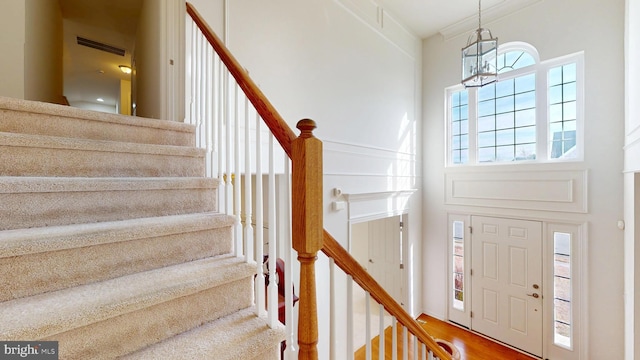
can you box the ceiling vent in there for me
[76,36,126,57]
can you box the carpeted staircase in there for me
[0,96,286,359]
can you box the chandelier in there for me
[461,0,498,87]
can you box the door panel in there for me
[368,216,402,302]
[471,216,542,357]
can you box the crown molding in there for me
[438,0,542,41]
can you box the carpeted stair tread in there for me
[0,132,205,177]
[121,307,286,360]
[0,255,256,340]
[0,213,234,258]
[0,96,194,146]
[0,213,236,301]
[0,177,217,230]
[0,176,217,193]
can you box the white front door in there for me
[471,216,543,357]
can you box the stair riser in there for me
[0,145,205,177]
[0,226,233,302]
[0,109,195,146]
[0,188,216,230]
[45,278,253,360]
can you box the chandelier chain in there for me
[478,0,482,30]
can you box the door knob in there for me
[527,293,539,298]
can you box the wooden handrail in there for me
[322,232,452,360]
[187,4,449,358]
[186,2,296,158]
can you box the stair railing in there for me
[185,3,451,359]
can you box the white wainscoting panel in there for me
[445,169,588,213]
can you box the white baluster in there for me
[244,98,254,264]
[267,134,278,328]
[205,45,213,178]
[215,54,226,208]
[379,303,385,360]
[413,334,418,360]
[329,258,335,360]
[188,20,196,127]
[233,83,242,257]
[403,327,408,360]
[224,71,233,216]
[255,113,265,317]
[421,343,426,360]
[366,292,371,360]
[346,275,354,360]
[283,158,296,358]
[392,317,398,360]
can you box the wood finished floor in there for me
[354,314,536,360]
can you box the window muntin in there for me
[446,45,582,166]
[450,91,469,164]
[497,50,536,74]
[477,73,536,162]
[549,63,578,159]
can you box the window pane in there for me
[550,104,563,122]
[516,125,536,143]
[496,113,514,130]
[460,90,469,104]
[478,147,495,162]
[563,101,576,120]
[549,66,563,86]
[563,82,577,102]
[515,143,536,160]
[564,120,577,133]
[496,95,514,114]
[479,99,496,117]
[496,79,514,98]
[496,145,515,161]
[460,104,469,120]
[460,119,469,134]
[563,63,577,83]
[452,221,465,310]
[478,131,496,147]
[452,121,461,136]
[496,128,514,146]
[460,150,469,163]
[515,108,536,127]
[452,92,460,107]
[515,73,536,93]
[549,84,563,105]
[460,135,469,149]
[515,91,536,110]
[478,83,495,101]
[554,231,572,348]
[452,135,460,149]
[478,115,496,132]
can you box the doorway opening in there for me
[350,214,406,349]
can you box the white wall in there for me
[0,1,25,99]
[423,0,625,359]
[135,0,164,119]
[24,0,63,104]
[187,0,422,358]
[624,0,640,358]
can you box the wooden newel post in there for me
[292,119,323,360]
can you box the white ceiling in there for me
[379,0,504,38]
